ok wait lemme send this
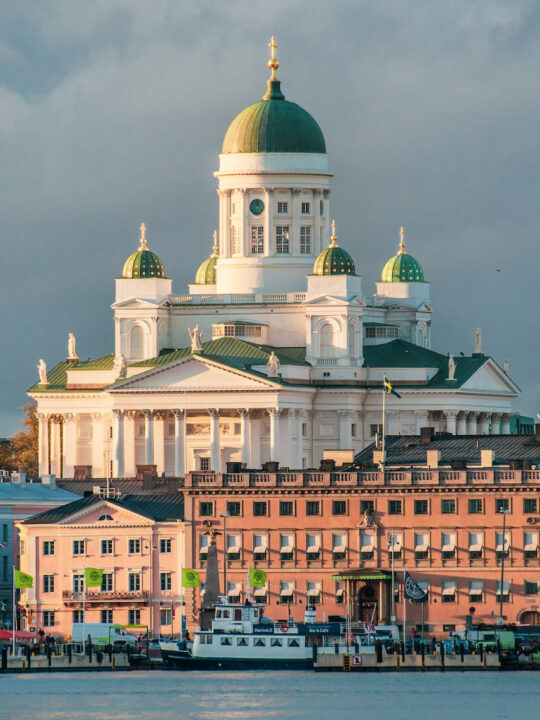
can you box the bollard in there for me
[440,642,445,672]
[108,645,113,663]
[26,645,31,671]
[396,655,400,671]
[483,652,487,671]
[1,647,7,673]
[47,646,52,667]
[375,639,383,664]
[312,644,318,664]
[400,641,405,662]
[68,644,72,664]
[112,655,116,670]
[354,642,359,654]
[421,642,425,671]
[334,642,339,654]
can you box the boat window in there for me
[216,610,222,618]
[223,610,231,619]
[254,638,266,647]
[253,609,259,618]
[206,636,213,644]
[237,637,248,646]
[221,637,232,646]
[235,609,242,621]
[288,639,299,647]
[271,638,282,647]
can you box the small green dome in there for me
[122,223,166,279]
[194,232,219,285]
[381,228,425,282]
[312,221,356,276]
[222,80,326,154]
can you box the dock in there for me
[314,650,501,671]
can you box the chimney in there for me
[426,449,440,468]
[481,449,494,467]
[41,474,56,488]
[420,427,435,444]
[373,449,384,466]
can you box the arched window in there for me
[348,323,356,358]
[130,325,144,360]
[417,325,426,348]
[320,323,335,358]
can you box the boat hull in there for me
[162,649,312,671]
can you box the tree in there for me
[2,403,39,477]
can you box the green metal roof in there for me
[195,256,217,285]
[381,251,424,283]
[313,245,355,276]
[222,80,326,154]
[331,570,392,581]
[28,354,115,393]
[122,249,166,279]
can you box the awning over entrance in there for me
[331,569,392,581]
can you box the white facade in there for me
[29,54,519,479]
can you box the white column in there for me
[38,414,49,477]
[490,413,501,435]
[268,408,280,462]
[263,187,273,256]
[456,412,467,435]
[477,413,489,435]
[154,413,165,476]
[414,410,428,435]
[239,409,250,466]
[49,418,61,476]
[296,411,304,469]
[241,189,248,255]
[338,410,352,449]
[143,410,154,465]
[467,412,478,434]
[287,410,295,468]
[123,411,136,478]
[112,410,125,478]
[62,413,77,478]
[209,409,220,472]
[501,414,511,434]
[91,413,105,478]
[291,187,301,255]
[387,410,399,436]
[313,189,321,254]
[444,410,458,435]
[173,410,185,477]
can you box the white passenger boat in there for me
[160,599,393,670]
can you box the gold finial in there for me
[330,219,338,247]
[398,226,406,254]
[139,222,148,250]
[211,230,219,258]
[268,36,279,81]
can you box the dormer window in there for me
[212,322,267,342]
[365,325,398,339]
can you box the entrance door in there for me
[358,583,378,623]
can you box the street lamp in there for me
[498,508,509,626]
[388,531,396,623]
[219,513,230,598]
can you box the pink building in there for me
[17,490,186,638]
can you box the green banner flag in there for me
[249,568,267,588]
[182,568,200,588]
[14,570,33,589]
[85,568,103,588]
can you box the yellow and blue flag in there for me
[383,376,401,398]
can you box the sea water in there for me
[1,670,538,719]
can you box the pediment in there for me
[304,295,365,307]
[109,355,279,393]
[460,360,519,395]
[112,297,164,309]
[60,500,153,526]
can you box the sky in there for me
[0,0,538,435]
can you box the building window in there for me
[469,581,484,603]
[43,540,55,556]
[128,609,140,625]
[388,500,402,515]
[160,572,172,591]
[128,539,141,554]
[441,499,456,514]
[101,539,113,555]
[43,611,55,627]
[524,498,538,514]
[320,199,324,216]
[73,574,84,593]
[496,498,510,513]
[306,500,320,516]
[496,582,510,603]
[73,610,83,624]
[128,573,141,592]
[73,539,85,556]
[370,424,382,437]
[101,609,113,623]
[306,534,321,560]
[360,500,374,513]
[43,574,55,593]
[414,499,429,515]
[300,226,311,254]
[227,501,241,517]
[231,225,241,255]
[160,609,172,626]
[251,226,264,254]
[200,457,210,471]
[525,581,538,595]
[468,498,484,514]
[253,501,268,517]
[351,423,357,438]
[160,538,172,554]
[442,581,457,603]
[276,225,290,254]
[277,201,288,213]
[280,501,294,517]
[301,201,311,214]
[302,423,308,437]
[320,323,335,358]
[199,502,214,517]
[332,500,348,516]
[101,573,113,592]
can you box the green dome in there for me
[313,223,355,276]
[194,232,219,285]
[381,229,425,282]
[122,223,166,279]
[222,80,326,154]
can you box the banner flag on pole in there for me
[404,570,427,603]
[383,375,402,398]
[14,570,33,589]
[182,568,200,588]
[85,568,103,587]
[248,568,267,588]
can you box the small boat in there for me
[160,598,393,670]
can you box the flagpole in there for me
[12,565,16,656]
[179,557,183,640]
[381,379,386,469]
[83,565,86,650]
[246,566,250,603]
[402,568,406,649]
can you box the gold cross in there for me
[399,226,405,253]
[268,36,279,80]
[212,229,219,257]
[330,219,338,246]
[139,222,148,250]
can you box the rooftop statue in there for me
[38,359,48,385]
[267,351,280,377]
[447,353,456,381]
[68,332,78,360]
[475,328,482,354]
[189,324,203,353]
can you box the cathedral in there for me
[29,40,518,480]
